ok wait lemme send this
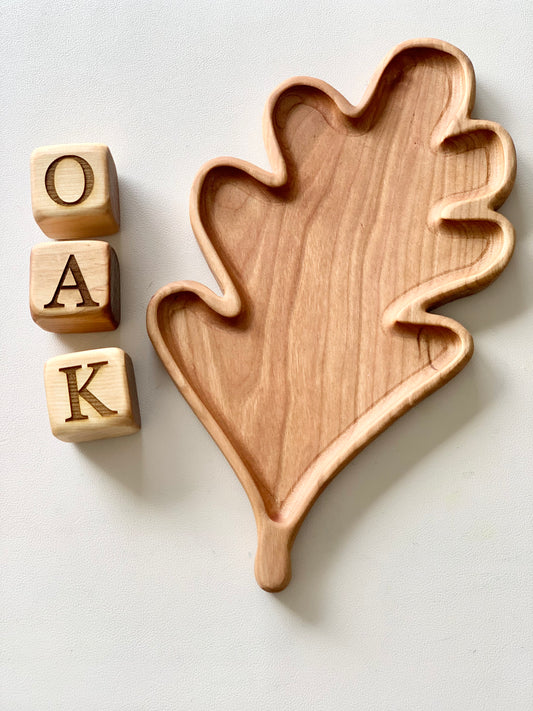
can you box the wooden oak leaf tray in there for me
[147,39,516,591]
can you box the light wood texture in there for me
[30,241,120,332]
[147,39,516,591]
[31,144,120,239]
[44,348,141,443]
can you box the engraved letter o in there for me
[45,155,95,206]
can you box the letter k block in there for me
[44,348,141,442]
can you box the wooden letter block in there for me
[30,241,120,332]
[31,144,120,239]
[44,348,141,442]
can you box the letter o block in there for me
[44,348,141,442]
[30,241,120,332]
[31,144,120,239]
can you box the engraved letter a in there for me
[44,254,99,309]
[59,361,118,422]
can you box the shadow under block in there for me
[44,348,141,442]
[31,144,120,239]
[30,241,120,332]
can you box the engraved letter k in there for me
[59,361,118,422]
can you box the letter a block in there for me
[44,348,141,442]
[31,144,120,239]
[30,241,120,332]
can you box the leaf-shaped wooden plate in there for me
[147,39,515,591]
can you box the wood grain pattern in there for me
[147,39,515,591]
[31,144,120,239]
[30,241,120,332]
[44,348,141,442]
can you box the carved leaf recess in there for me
[147,39,515,591]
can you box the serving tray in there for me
[147,38,515,591]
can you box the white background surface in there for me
[2,2,532,709]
